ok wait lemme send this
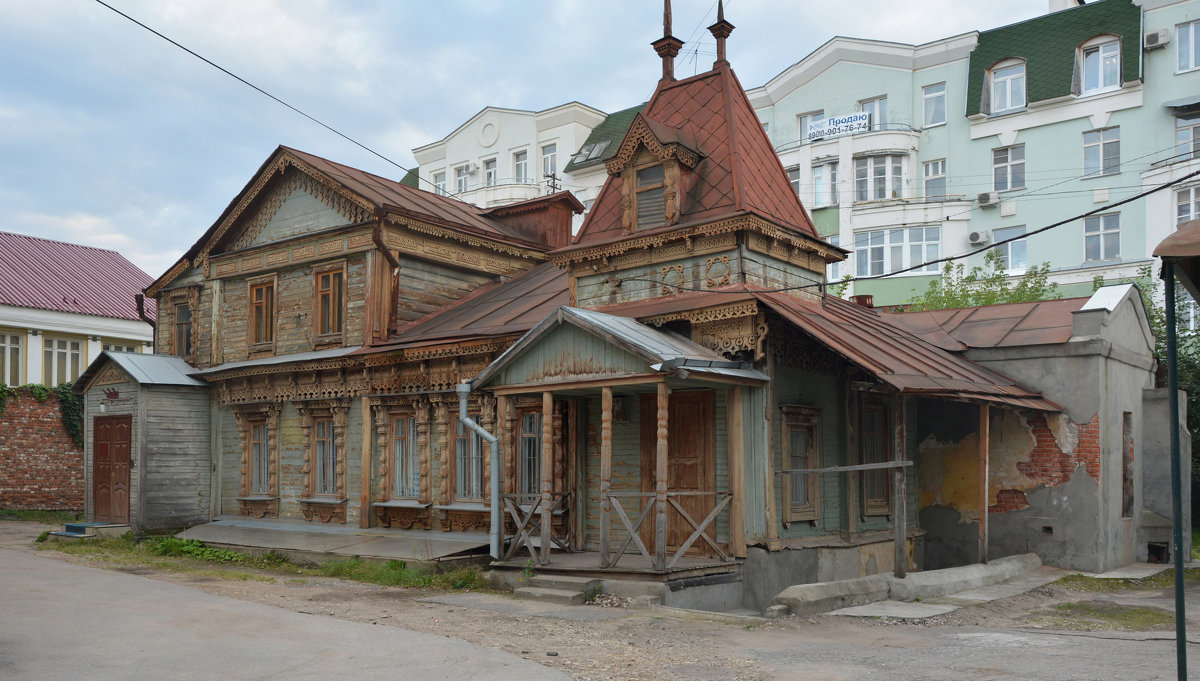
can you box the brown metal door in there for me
[640,390,715,555]
[93,415,131,524]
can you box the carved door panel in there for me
[94,415,131,524]
[640,390,715,556]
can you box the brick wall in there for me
[0,387,83,510]
[1015,411,1102,486]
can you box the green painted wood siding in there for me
[495,324,649,386]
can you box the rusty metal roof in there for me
[757,292,1061,411]
[881,297,1088,351]
[364,262,568,352]
[0,231,155,321]
[1154,218,1200,300]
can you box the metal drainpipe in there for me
[134,294,156,353]
[456,381,501,559]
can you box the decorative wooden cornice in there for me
[386,215,545,266]
[641,299,759,327]
[146,258,192,298]
[604,116,701,176]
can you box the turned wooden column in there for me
[541,390,553,564]
[600,386,613,567]
[654,382,669,570]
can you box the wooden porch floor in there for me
[492,549,740,582]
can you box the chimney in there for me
[850,294,874,308]
[652,0,684,81]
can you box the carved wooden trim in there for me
[480,393,496,503]
[659,264,685,296]
[641,300,759,327]
[232,402,281,503]
[705,255,731,288]
[295,398,351,505]
[444,509,489,532]
[300,500,348,524]
[375,505,430,529]
[434,402,450,508]
[416,398,431,504]
[146,258,191,298]
[237,497,279,519]
[604,116,701,175]
[384,214,545,264]
[94,367,128,386]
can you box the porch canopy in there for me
[470,306,767,570]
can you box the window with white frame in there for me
[1084,213,1120,262]
[43,337,80,385]
[797,111,824,142]
[0,334,20,384]
[454,165,469,193]
[1081,38,1120,93]
[1179,187,1200,224]
[813,162,838,206]
[993,145,1025,191]
[1083,127,1120,177]
[1179,20,1200,71]
[483,158,497,187]
[989,61,1026,114]
[993,225,1027,271]
[923,159,947,197]
[102,343,136,353]
[787,166,801,197]
[826,235,842,282]
[854,226,940,276]
[433,171,446,195]
[455,415,484,501]
[1177,114,1200,162]
[392,416,419,499]
[854,154,904,201]
[541,143,557,179]
[923,83,946,127]
[859,96,887,131]
[513,150,529,184]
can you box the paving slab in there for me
[934,565,1069,605]
[1078,562,1170,579]
[419,591,630,622]
[827,600,960,618]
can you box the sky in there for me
[0,0,1050,278]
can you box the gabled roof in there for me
[562,61,817,254]
[564,103,646,173]
[148,146,548,297]
[758,292,1060,411]
[881,297,1088,351]
[0,231,155,321]
[73,351,205,394]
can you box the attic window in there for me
[636,164,666,229]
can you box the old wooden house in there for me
[77,4,1184,611]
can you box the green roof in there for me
[965,0,1141,116]
[400,167,419,188]
[563,103,647,173]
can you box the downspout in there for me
[135,294,156,353]
[372,216,401,337]
[457,381,501,558]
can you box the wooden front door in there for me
[93,415,131,524]
[640,390,715,555]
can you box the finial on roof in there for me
[652,0,684,81]
[708,0,735,65]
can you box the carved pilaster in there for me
[372,404,392,500]
[481,394,496,503]
[620,167,634,234]
[552,401,566,496]
[501,396,517,495]
[332,402,349,500]
[434,402,450,506]
[297,408,315,497]
[416,398,431,503]
[233,411,252,497]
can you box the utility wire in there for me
[92,0,430,190]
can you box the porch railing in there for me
[601,490,733,571]
[500,492,572,565]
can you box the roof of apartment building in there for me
[964,0,1140,116]
[0,230,155,321]
[563,103,647,173]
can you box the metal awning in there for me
[1163,95,1200,112]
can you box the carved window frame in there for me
[516,407,543,497]
[860,397,892,517]
[313,260,346,347]
[450,394,495,504]
[296,399,350,501]
[622,152,681,233]
[233,403,281,518]
[163,286,199,362]
[781,405,821,523]
[247,274,277,354]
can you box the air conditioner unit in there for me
[978,191,1000,207]
[968,230,990,245]
[1145,29,1170,50]
[467,163,480,174]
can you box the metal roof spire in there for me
[708,0,735,65]
[652,0,684,81]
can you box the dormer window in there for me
[636,164,666,229]
[988,60,1026,114]
[1079,36,1120,94]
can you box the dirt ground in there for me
[1,521,1191,681]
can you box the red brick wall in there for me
[1016,411,1102,486]
[0,388,83,510]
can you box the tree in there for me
[907,250,1061,311]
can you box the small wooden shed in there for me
[74,352,211,533]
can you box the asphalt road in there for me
[0,547,569,681]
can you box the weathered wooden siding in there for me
[742,384,769,541]
[218,407,241,516]
[772,364,846,538]
[496,324,648,387]
[83,375,139,524]
[246,183,351,249]
[394,256,495,324]
[583,392,645,551]
[573,250,740,309]
[140,386,211,531]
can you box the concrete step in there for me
[513,586,586,605]
[527,574,601,593]
[94,524,130,537]
[48,531,95,541]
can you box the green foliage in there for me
[54,383,84,448]
[828,275,853,299]
[0,383,17,414]
[907,250,1061,311]
[35,530,50,543]
[143,536,248,563]
[21,384,49,401]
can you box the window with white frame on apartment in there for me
[1083,127,1120,177]
[454,165,469,193]
[993,225,1027,271]
[483,158,497,187]
[102,343,136,353]
[1084,213,1120,262]
[433,171,446,195]
[43,337,80,385]
[787,166,802,197]
[923,83,946,127]
[813,162,838,206]
[1178,114,1200,162]
[0,333,19,384]
[1178,187,1200,224]
[541,143,557,179]
[989,61,1026,114]
[854,226,940,276]
[859,96,887,131]
[513,150,528,184]
[455,415,484,501]
[923,159,947,197]
[1179,20,1200,71]
[1081,38,1120,93]
[854,154,904,201]
[993,145,1025,191]
[826,234,842,281]
[797,111,824,142]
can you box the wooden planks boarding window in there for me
[781,405,821,523]
[861,399,891,516]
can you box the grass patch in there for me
[1054,568,1200,592]
[316,557,481,590]
[0,509,81,524]
[1030,601,1176,631]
